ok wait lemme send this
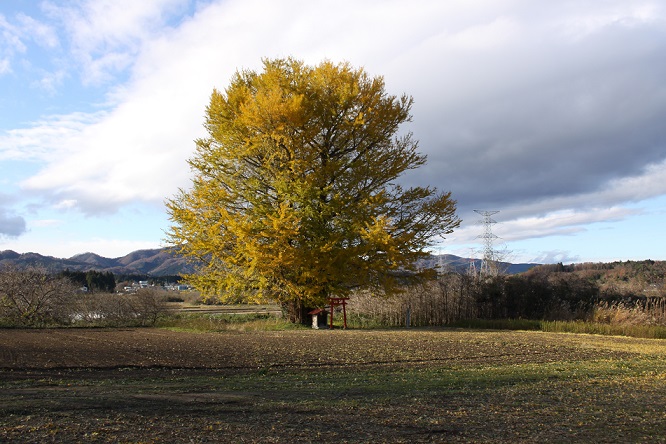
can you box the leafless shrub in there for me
[348,289,406,327]
[72,289,168,327]
[0,265,77,326]
[129,288,169,326]
[348,273,479,327]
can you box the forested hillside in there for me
[528,260,665,298]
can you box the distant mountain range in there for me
[416,254,540,275]
[0,248,539,277]
[0,248,196,276]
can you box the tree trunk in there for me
[283,300,311,325]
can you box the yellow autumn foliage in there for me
[166,58,460,317]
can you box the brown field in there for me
[2,328,666,443]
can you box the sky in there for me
[1,0,665,265]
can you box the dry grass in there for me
[593,300,666,326]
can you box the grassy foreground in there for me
[1,328,666,443]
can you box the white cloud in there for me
[3,0,666,260]
[31,219,63,228]
[0,15,23,76]
[0,58,10,75]
[0,235,161,258]
[493,207,639,243]
[448,159,666,249]
[0,112,107,161]
[446,16,520,51]
[43,0,190,85]
[58,237,163,258]
[0,9,59,79]
[53,199,78,210]
[527,250,581,265]
[0,14,25,50]
[15,13,59,49]
[33,68,67,93]
[602,159,666,202]
[561,2,664,41]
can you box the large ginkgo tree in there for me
[166,58,460,322]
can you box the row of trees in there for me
[350,271,600,327]
[59,269,116,293]
[349,262,665,328]
[2,261,663,328]
[0,266,166,327]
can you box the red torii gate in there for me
[328,297,349,329]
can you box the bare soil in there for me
[2,328,666,443]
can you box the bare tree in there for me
[0,265,77,326]
[71,288,168,327]
[129,288,168,326]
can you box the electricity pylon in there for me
[474,210,500,276]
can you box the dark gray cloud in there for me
[0,210,26,238]
[0,193,26,238]
[398,9,666,218]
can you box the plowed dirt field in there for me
[2,328,666,443]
